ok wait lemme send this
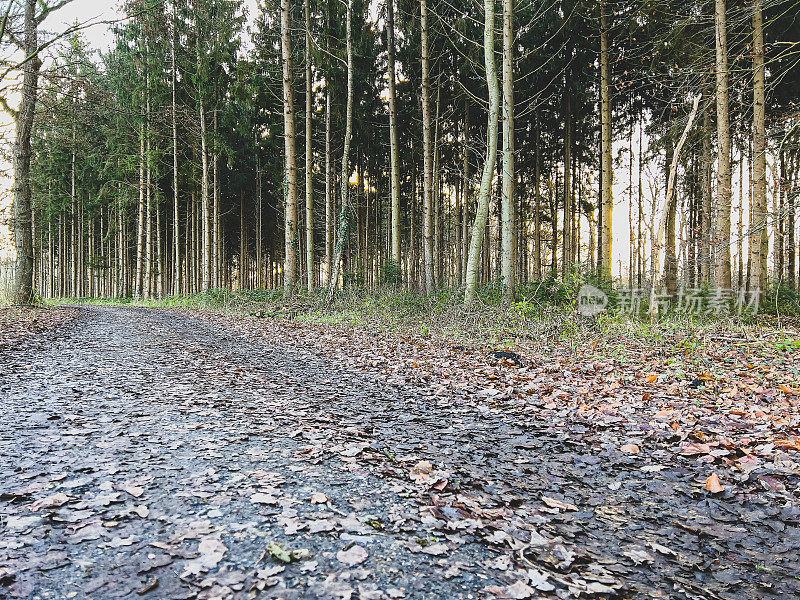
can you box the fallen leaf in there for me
[250,492,278,505]
[310,492,329,504]
[336,544,369,566]
[620,444,640,454]
[542,496,578,511]
[29,493,70,512]
[680,442,711,455]
[487,580,535,599]
[705,473,724,493]
[122,486,144,498]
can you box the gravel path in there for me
[0,306,796,600]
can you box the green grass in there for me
[44,284,797,355]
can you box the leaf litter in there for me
[0,305,798,599]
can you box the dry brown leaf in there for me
[705,473,724,493]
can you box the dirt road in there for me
[0,307,795,599]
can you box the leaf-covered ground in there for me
[1,306,798,599]
[0,306,77,349]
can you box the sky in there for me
[2,0,652,278]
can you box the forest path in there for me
[0,306,796,600]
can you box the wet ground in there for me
[0,306,797,599]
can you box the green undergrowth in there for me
[45,283,798,357]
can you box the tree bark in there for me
[172,0,181,295]
[325,87,333,284]
[700,96,713,283]
[305,0,314,291]
[714,0,732,289]
[501,0,516,301]
[9,0,42,304]
[326,0,354,299]
[464,0,500,303]
[750,0,767,299]
[599,0,613,280]
[420,0,435,294]
[282,0,299,296]
[387,0,401,269]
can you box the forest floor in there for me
[1,305,800,600]
[0,306,77,349]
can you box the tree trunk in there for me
[135,121,146,298]
[172,0,181,296]
[599,0,613,280]
[534,115,541,279]
[664,134,678,297]
[700,98,713,283]
[387,0,401,269]
[562,74,572,279]
[462,99,470,283]
[326,0,354,299]
[325,87,333,284]
[464,0,500,303]
[198,94,212,290]
[9,0,41,304]
[305,0,314,291]
[750,0,767,299]
[714,0,732,288]
[421,0,435,294]
[282,0,299,296]
[649,95,701,318]
[213,111,220,288]
[501,0,516,301]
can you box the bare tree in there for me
[1,0,76,304]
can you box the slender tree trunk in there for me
[464,0,500,303]
[664,133,678,297]
[156,189,163,297]
[282,0,299,296]
[421,0,435,294]
[305,0,314,291]
[629,127,635,288]
[750,0,767,299]
[327,0,354,299]
[462,99,470,283]
[257,152,263,287]
[562,75,572,279]
[599,0,613,280]
[501,0,516,301]
[212,111,220,288]
[649,95,701,318]
[700,98,713,282]
[325,87,333,283]
[714,0,732,288]
[172,0,181,295]
[145,107,153,299]
[637,117,644,288]
[135,121,146,298]
[534,115,541,279]
[788,144,797,288]
[198,91,212,290]
[433,86,442,287]
[387,0,401,268]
